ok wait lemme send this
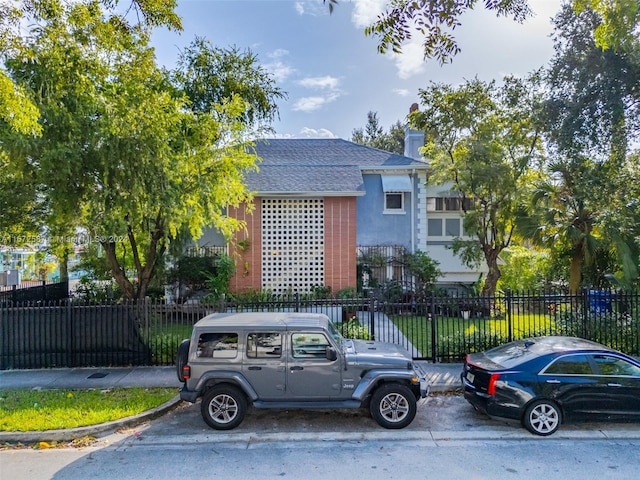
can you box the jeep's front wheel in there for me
[201,385,247,430]
[370,383,417,429]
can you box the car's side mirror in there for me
[326,346,338,361]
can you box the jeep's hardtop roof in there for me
[193,312,333,330]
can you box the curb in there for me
[0,395,183,444]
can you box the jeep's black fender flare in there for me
[194,371,259,401]
[351,369,422,402]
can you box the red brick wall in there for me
[323,197,357,292]
[229,200,262,293]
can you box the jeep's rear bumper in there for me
[180,386,199,403]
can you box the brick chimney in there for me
[404,103,425,161]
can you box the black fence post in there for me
[369,291,376,340]
[65,298,74,367]
[582,288,590,339]
[506,289,513,342]
[295,292,300,313]
[430,293,437,363]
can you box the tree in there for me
[411,75,545,296]
[351,111,404,154]
[520,4,640,292]
[0,0,180,137]
[496,245,552,292]
[517,160,602,294]
[2,2,281,299]
[324,1,638,64]
[174,38,286,129]
[545,4,640,168]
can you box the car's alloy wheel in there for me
[201,385,247,430]
[523,399,562,436]
[370,383,417,429]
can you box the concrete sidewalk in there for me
[0,362,463,392]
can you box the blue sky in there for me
[151,0,559,139]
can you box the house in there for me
[196,115,487,295]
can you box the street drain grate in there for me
[88,372,108,379]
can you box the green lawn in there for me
[0,387,178,432]
[391,312,558,359]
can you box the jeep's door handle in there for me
[248,366,261,371]
[608,383,622,387]
[290,366,303,371]
[545,379,561,384]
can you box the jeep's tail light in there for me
[487,373,500,396]
[182,365,191,380]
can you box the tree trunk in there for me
[568,253,582,295]
[481,248,501,297]
[102,241,136,299]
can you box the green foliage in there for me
[73,278,121,302]
[338,317,371,340]
[337,287,358,299]
[168,256,218,288]
[1,1,283,300]
[362,0,533,64]
[174,38,286,130]
[351,111,404,154]
[403,250,441,292]
[204,254,236,302]
[574,0,640,51]
[497,246,552,292]
[412,74,544,295]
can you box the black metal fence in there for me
[0,280,69,304]
[1,289,638,369]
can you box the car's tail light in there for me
[182,365,191,380]
[487,373,500,395]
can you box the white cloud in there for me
[298,75,340,90]
[265,49,295,83]
[393,88,411,97]
[298,127,338,138]
[388,39,427,79]
[269,49,289,59]
[292,93,339,112]
[268,127,337,139]
[294,1,328,17]
[266,61,295,83]
[351,0,388,28]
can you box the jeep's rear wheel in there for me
[201,385,247,430]
[176,339,190,383]
[370,383,417,429]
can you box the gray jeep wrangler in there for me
[177,312,429,430]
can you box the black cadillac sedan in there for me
[461,336,640,436]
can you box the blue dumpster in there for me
[589,290,612,314]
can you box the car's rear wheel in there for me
[523,399,562,436]
[201,385,247,430]
[370,383,417,429]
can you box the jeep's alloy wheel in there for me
[201,385,247,430]
[370,383,417,429]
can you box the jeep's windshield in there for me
[327,321,344,349]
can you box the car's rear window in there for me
[197,332,238,358]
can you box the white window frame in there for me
[384,192,405,214]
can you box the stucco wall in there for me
[356,174,414,248]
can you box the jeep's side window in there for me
[291,333,330,358]
[246,333,282,358]
[197,333,238,358]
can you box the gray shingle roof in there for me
[245,139,426,194]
